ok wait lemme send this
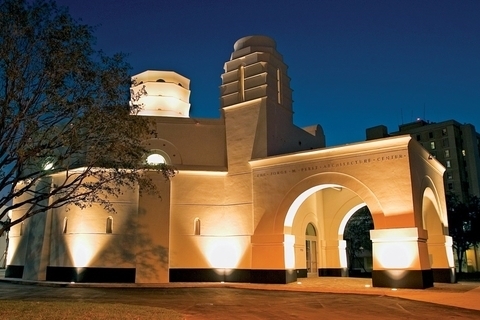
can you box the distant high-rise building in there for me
[367,119,480,202]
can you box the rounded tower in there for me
[130,70,191,117]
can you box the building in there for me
[367,120,480,271]
[367,119,480,201]
[5,36,455,289]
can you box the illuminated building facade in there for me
[368,119,480,272]
[6,36,455,288]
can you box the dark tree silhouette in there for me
[447,194,480,273]
[0,0,175,237]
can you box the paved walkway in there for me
[1,269,479,312]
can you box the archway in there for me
[422,184,455,283]
[342,206,374,277]
[284,177,372,278]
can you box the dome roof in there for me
[233,35,276,51]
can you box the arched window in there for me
[194,218,201,235]
[146,153,166,165]
[146,149,171,165]
[305,223,316,236]
[106,216,113,234]
[62,217,68,234]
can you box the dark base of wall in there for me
[318,268,348,277]
[169,268,251,283]
[432,268,456,283]
[169,269,297,284]
[5,265,24,278]
[372,269,433,289]
[251,269,297,284]
[46,267,135,283]
[296,269,308,278]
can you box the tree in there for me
[343,206,374,274]
[447,194,480,273]
[0,0,175,237]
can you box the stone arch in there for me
[272,172,384,235]
[338,203,368,238]
[420,176,455,282]
[420,175,448,235]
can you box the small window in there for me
[194,218,201,235]
[442,128,447,136]
[416,135,421,141]
[444,149,450,158]
[462,150,466,156]
[106,216,113,234]
[63,217,68,234]
[430,141,436,150]
[443,139,449,147]
[429,132,433,139]
[448,183,454,190]
[447,172,453,180]
[446,160,451,168]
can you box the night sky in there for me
[55,0,480,146]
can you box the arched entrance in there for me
[250,136,454,288]
[343,206,374,277]
[305,223,318,277]
[286,182,372,278]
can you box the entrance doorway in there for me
[305,223,317,276]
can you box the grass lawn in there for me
[0,301,183,320]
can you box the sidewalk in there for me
[1,269,479,312]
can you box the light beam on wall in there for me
[68,235,108,268]
[376,242,417,269]
[205,237,243,269]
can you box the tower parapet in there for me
[220,35,293,117]
[130,70,191,117]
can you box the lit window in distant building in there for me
[444,149,450,158]
[447,172,453,180]
[462,150,466,156]
[446,160,451,168]
[430,142,436,150]
[442,128,447,136]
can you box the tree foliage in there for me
[0,0,175,236]
[447,194,480,273]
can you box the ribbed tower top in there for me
[233,35,276,51]
[230,35,280,60]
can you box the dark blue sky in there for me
[56,0,480,146]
